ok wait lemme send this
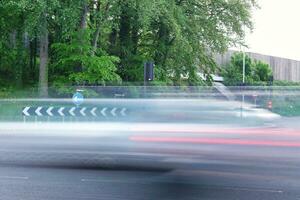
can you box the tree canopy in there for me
[0,0,257,95]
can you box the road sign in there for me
[72,92,84,106]
[22,107,128,117]
[144,62,154,81]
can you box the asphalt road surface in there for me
[0,164,299,200]
[0,120,300,200]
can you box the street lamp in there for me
[240,25,246,118]
[242,49,246,84]
[242,25,246,84]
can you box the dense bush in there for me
[51,31,121,86]
[254,61,272,82]
[221,53,273,86]
[273,80,300,86]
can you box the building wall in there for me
[215,51,300,82]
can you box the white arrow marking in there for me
[46,107,54,116]
[35,107,43,116]
[22,107,30,116]
[91,107,97,117]
[80,107,87,116]
[69,107,76,116]
[111,108,117,117]
[101,108,107,117]
[58,107,65,116]
[120,108,127,116]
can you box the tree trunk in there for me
[92,25,101,55]
[118,1,132,80]
[109,28,117,54]
[91,1,111,56]
[39,29,49,97]
[119,3,131,56]
[10,30,22,88]
[10,30,17,48]
[16,31,23,88]
[30,37,38,82]
[80,1,89,29]
[132,0,139,55]
[77,1,89,73]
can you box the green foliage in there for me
[273,80,300,86]
[0,0,257,94]
[51,30,121,86]
[69,56,121,85]
[222,53,273,86]
[0,87,12,98]
[105,0,257,84]
[254,61,272,81]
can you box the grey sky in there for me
[245,0,300,61]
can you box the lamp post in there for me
[242,50,246,84]
[241,25,246,118]
[242,25,246,85]
[240,52,246,118]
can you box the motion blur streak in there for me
[133,127,300,136]
[130,136,300,147]
[2,123,300,137]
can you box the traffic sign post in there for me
[144,62,154,98]
[22,90,130,121]
[72,91,84,107]
[144,62,154,82]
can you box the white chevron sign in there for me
[22,107,30,116]
[91,107,97,117]
[46,107,54,116]
[22,107,128,117]
[58,107,65,116]
[69,107,76,116]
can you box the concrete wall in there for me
[215,51,300,82]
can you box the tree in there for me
[39,11,49,97]
[51,30,121,86]
[23,0,83,96]
[103,0,257,84]
[17,0,60,97]
[0,0,258,94]
[222,52,273,86]
[254,61,272,82]
[0,1,29,88]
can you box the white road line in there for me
[81,178,135,183]
[0,176,29,180]
[73,195,103,200]
[217,186,284,193]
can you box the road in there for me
[0,120,300,199]
[0,164,299,200]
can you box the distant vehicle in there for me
[197,72,224,83]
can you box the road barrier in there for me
[22,106,128,117]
